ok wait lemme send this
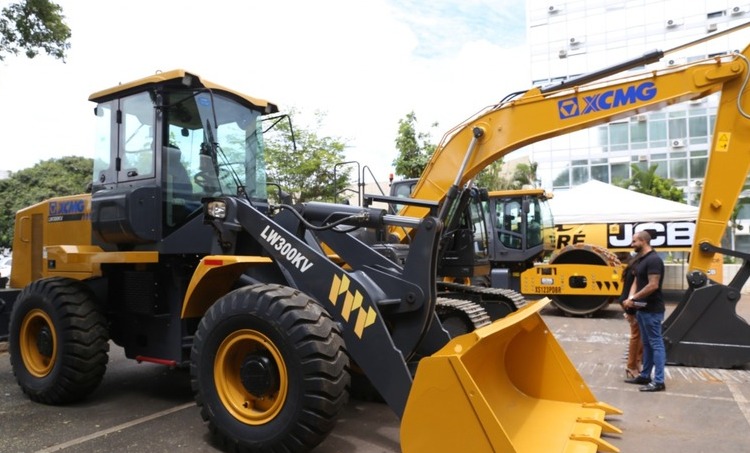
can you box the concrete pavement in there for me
[1,296,750,452]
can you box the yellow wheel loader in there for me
[0,70,621,452]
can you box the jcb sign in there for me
[555,221,695,252]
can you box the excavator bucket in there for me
[401,298,621,453]
[663,277,750,368]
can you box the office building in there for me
[525,0,750,207]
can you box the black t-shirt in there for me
[633,250,665,313]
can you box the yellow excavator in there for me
[395,23,750,369]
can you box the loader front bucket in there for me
[663,281,750,368]
[401,298,621,453]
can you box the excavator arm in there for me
[689,70,750,274]
[661,53,750,367]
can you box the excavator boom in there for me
[405,52,741,218]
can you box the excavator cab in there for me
[387,178,492,281]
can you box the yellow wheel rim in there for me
[19,309,57,377]
[214,329,288,425]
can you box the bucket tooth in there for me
[569,432,620,453]
[401,298,622,453]
[583,401,623,416]
[577,416,622,434]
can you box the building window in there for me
[609,122,629,151]
[553,167,570,189]
[591,164,608,182]
[571,160,589,184]
[670,158,688,180]
[690,151,708,179]
[630,118,647,143]
[651,153,668,178]
[611,162,630,183]
[597,126,608,152]
[668,111,688,140]
[689,112,708,138]
[649,116,667,147]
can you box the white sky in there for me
[0,0,529,181]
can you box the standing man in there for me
[622,231,666,392]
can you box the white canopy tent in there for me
[548,180,698,224]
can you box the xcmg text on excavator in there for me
[393,24,750,369]
[0,70,621,453]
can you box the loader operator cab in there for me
[88,70,278,251]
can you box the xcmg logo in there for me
[48,198,87,223]
[558,81,657,119]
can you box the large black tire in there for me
[191,284,349,453]
[9,277,109,404]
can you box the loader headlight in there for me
[206,200,227,220]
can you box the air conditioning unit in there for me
[638,155,649,162]
[707,23,718,33]
[729,5,749,15]
[666,18,682,28]
[569,37,584,47]
[635,114,648,122]
[558,49,568,58]
[671,139,686,148]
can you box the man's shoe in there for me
[624,376,651,385]
[639,382,666,392]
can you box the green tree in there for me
[264,110,351,203]
[474,160,505,190]
[0,156,92,247]
[392,111,437,178]
[475,160,538,191]
[615,163,685,202]
[0,0,71,61]
[474,159,517,191]
[511,161,539,188]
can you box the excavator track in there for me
[439,281,528,309]
[436,297,491,336]
[437,281,528,326]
